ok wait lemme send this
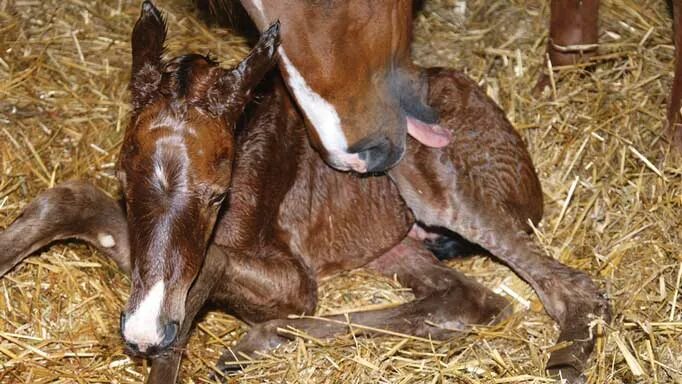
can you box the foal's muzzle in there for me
[120,312,179,355]
[349,134,404,173]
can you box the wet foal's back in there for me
[211,78,412,278]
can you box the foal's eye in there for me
[209,191,228,206]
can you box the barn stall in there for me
[0,0,680,382]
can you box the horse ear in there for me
[130,1,167,110]
[208,21,280,117]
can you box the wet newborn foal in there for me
[0,2,607,383]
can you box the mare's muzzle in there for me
[349,134,404,173]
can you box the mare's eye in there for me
[210,191,228,206]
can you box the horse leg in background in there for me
[535,0,600,92]
[388,68,610,383]
[668,0,682,149]
[214,237,511,375]
[0,180,130,276]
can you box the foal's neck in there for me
[211,77,310,249]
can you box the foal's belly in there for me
[278,162,412,278]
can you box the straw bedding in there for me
[0,0,680,382]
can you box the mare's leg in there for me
[547,0,599,66]
[215,237,510,374]
[0,180,130,276]
[536,0,600,92]
[668,0,682,149]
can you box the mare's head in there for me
[236,0,451,172]
[117,1,279,355]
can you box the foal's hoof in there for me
[211,320,290,381]
[479,290,513,325]
[546,290,610,383]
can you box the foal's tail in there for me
[0,181,130,277]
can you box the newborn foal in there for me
[0,2,607,383]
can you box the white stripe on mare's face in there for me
[278,49,348,153]
[122,280,165,352]
[246,3,366,171]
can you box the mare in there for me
[202,0,682,160]
[0,2,608,383]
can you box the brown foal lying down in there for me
[0,2,609,383]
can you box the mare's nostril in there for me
[159,321,179,349]
[354,139,403,173]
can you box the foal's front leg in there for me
[0,180,130,276]
[215,237,511,376]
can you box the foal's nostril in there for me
[159,321,179,349]
[120,311,178,354]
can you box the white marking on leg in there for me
[278,49,348,153]
[123,280,165,352]
[97,233,116,248]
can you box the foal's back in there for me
[212,78,413,278]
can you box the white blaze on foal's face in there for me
[122,280,165,352]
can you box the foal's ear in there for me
[208,22,280,117]
[130,1,167,110]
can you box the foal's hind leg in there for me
[365,237,510,318]
[0,180,130,276]
[390,147,609,383]
[388,69,610,383]
[215,238,510,373]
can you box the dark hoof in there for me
[546,291,610,384]
[211,320,290,381]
